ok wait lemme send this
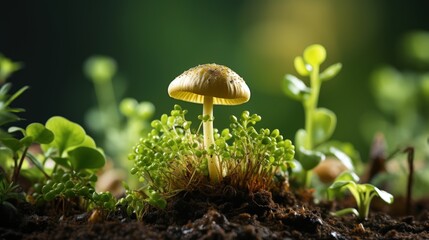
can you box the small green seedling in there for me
[283,44,357,187]
[328,171,394,221]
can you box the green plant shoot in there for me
[328,171,394,221]
[283,44,345,187]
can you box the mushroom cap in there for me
[168,64,250,105]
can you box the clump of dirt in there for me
[1,185,429,240]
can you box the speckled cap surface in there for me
[168,64,250,105]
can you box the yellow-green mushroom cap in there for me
[168,64,251,105]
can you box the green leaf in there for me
[26,123,53,144]
[298,147,325,170]
[78,135,96,148]
[331,208,359,218]
[329,147,354,170]
[335,170,360,183]
[8,127,25,135]
[25,152,49,178]
[312,108,336,146]
[67,146,105,171]
[329,180,359,202]
[0,112,21,126]
[0,82,12,95]
[294,129,308,149]
[316,141,362,173]
[4,86,29,107]
[19,136,34,147]
[328,180,353,191]
[320,63,342,81]
[369,185,394,204]
[0,147,13,165]
[51,157,71,169]
[303,44,326,67]
[0,137,22,152]
[294,56,310,76]
[43,116,86,155]
[282,74,310,101]
[26,123,54,144]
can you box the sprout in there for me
[328,171,394,221]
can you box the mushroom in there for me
[168,63,251,183]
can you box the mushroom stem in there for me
[203,96,221,183]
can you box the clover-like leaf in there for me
[26,123,54,144]
[311,108,336,146]
[43,116,86,155]
[320,63,342,81]
[67,146,105,171]
[282,74,311,101]
[78,135,97,148]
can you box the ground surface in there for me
[1,187,429,240]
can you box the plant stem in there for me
[12,147,29,183]
[302,65,320,187]
[94,78,120,129]
[304,64,321,150]
[359,203,369,221]
[303,170,312,188]
[203,96,221,183]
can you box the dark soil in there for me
[1,187,429,240]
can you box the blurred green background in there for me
[1,0,429,161]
